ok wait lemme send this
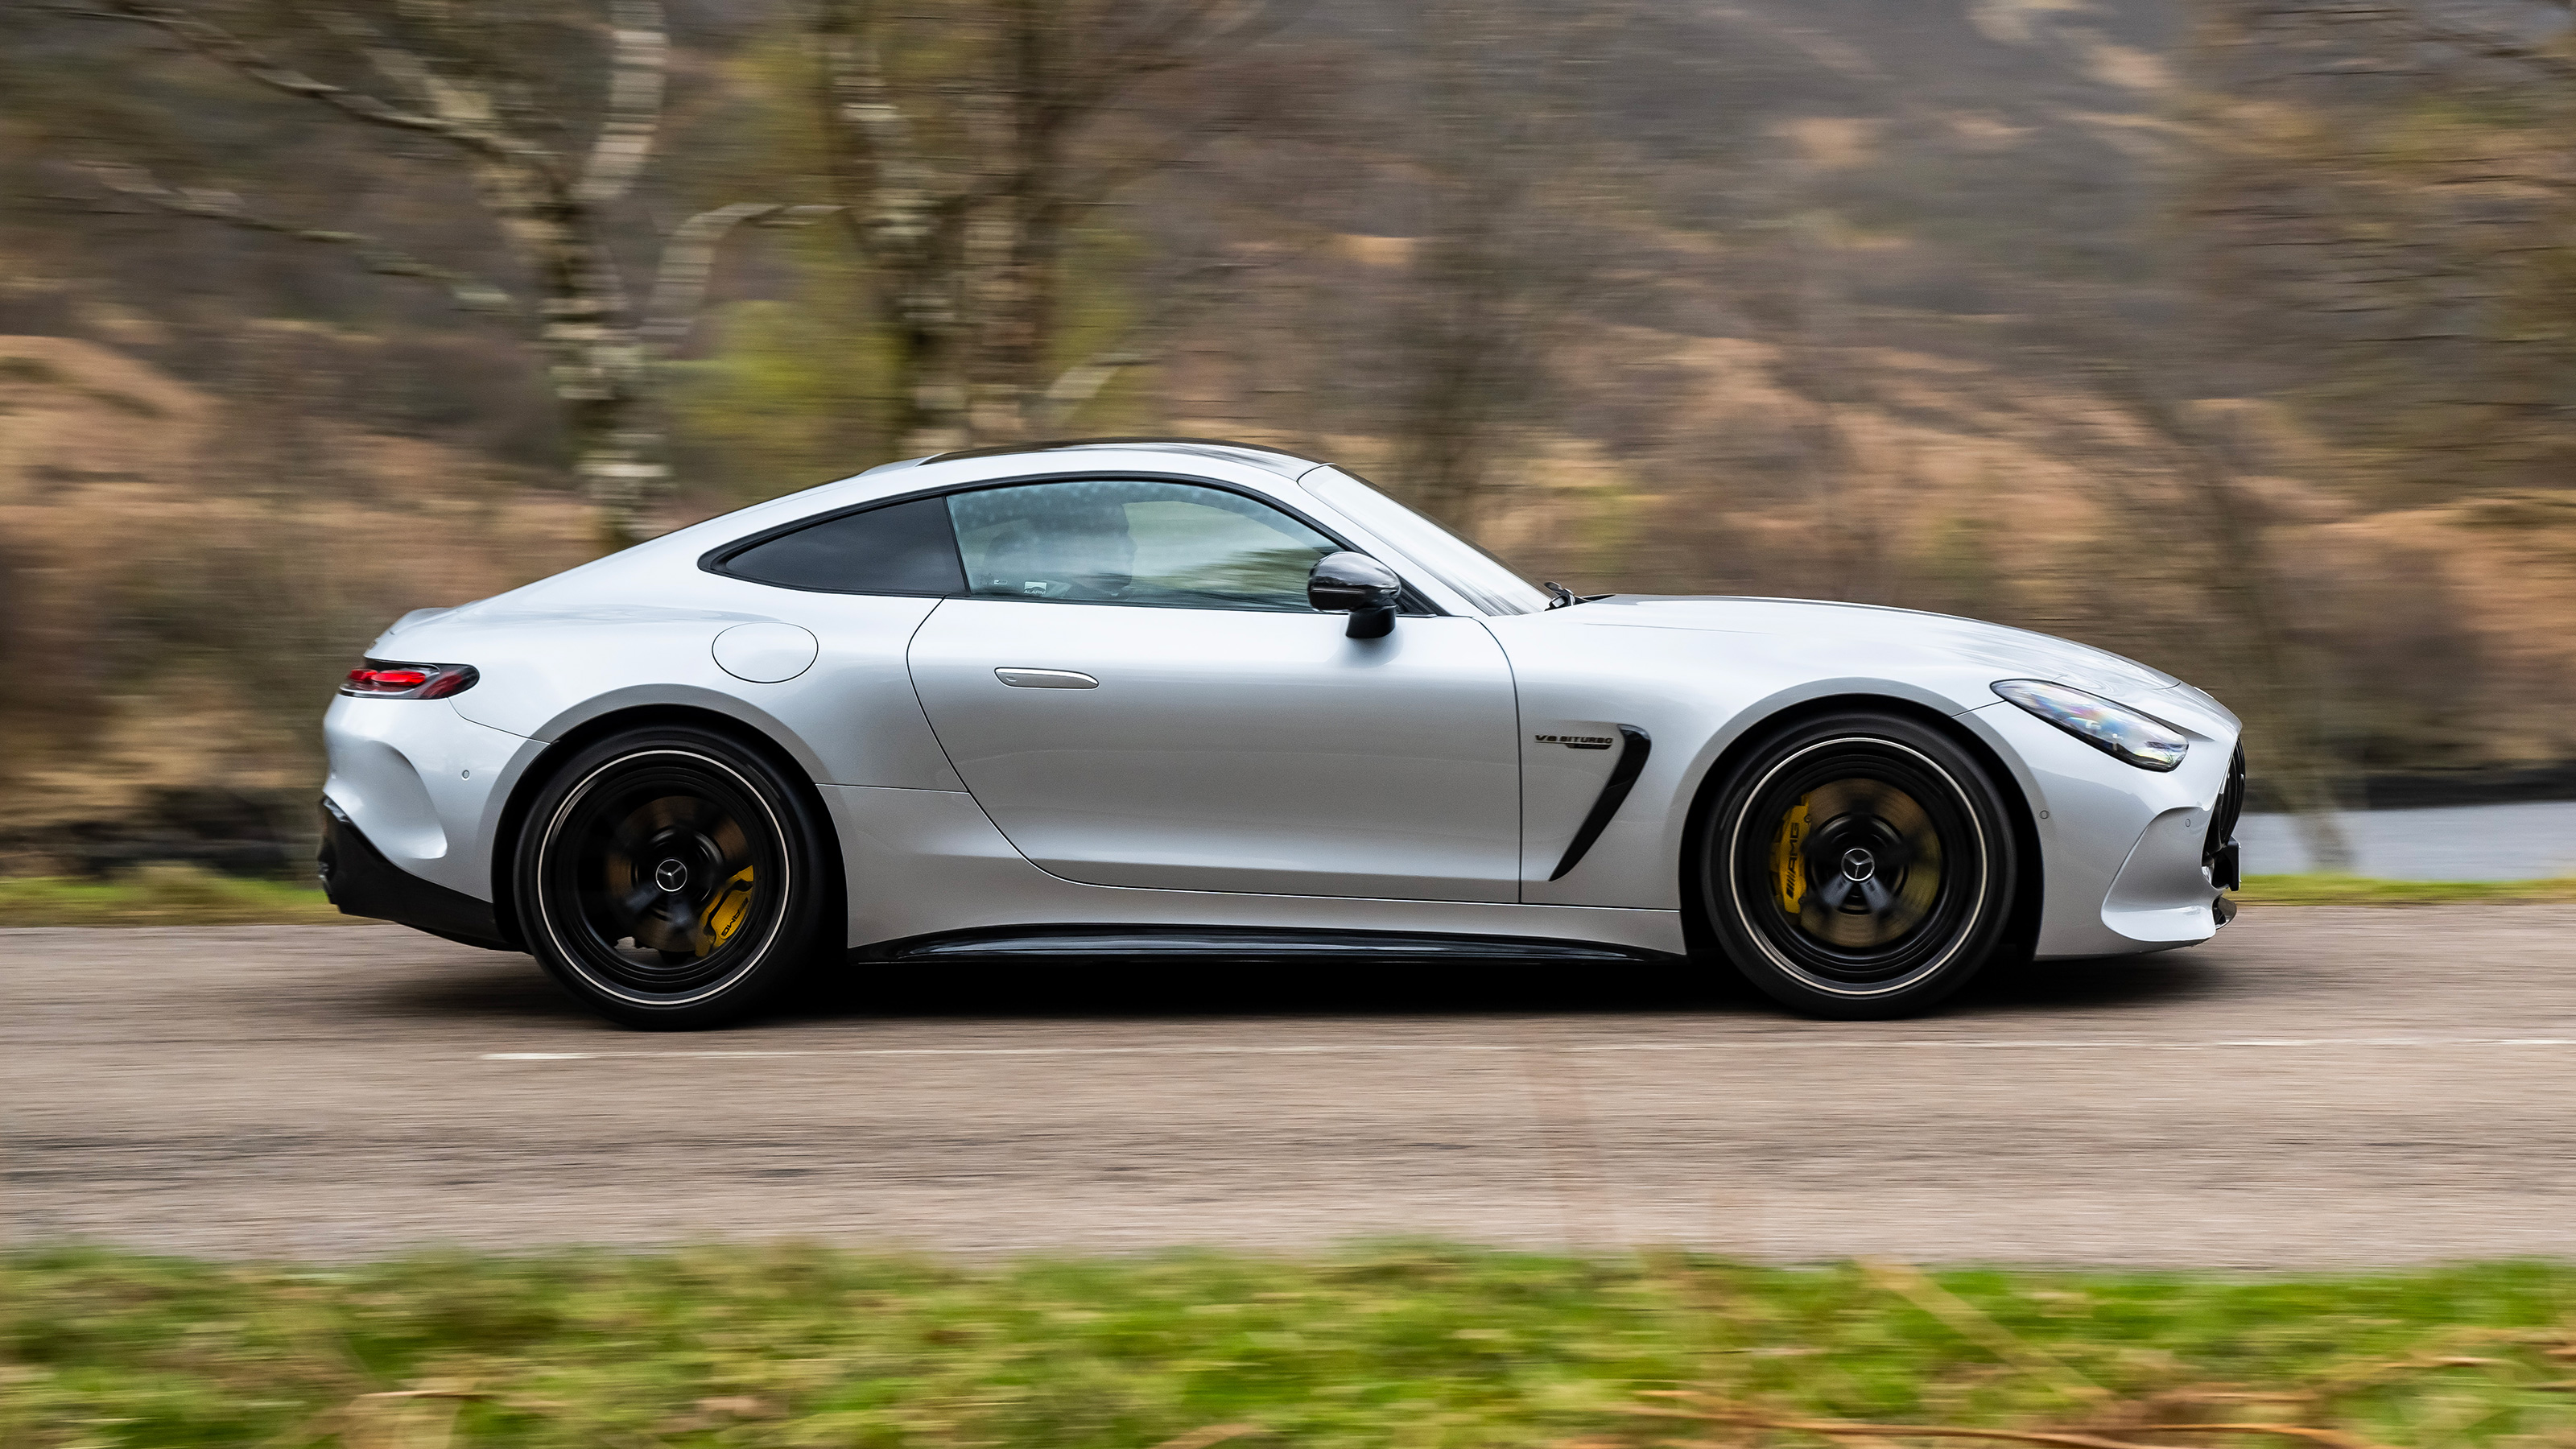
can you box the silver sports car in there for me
[320,439,2246,1026]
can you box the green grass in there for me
[10,1246,2576,1449]
[0,865,348,927]
[2235,873,2576,906]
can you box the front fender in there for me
[1490,607,2010,910]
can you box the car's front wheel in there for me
[1699,711,2018,1018]
[513,724,832,1029]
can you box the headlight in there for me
[1992,679,2189,771]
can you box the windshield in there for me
[1298,469,1552,616]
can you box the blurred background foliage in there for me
[4,0,2575,870]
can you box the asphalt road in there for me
[10,910,2576,1267]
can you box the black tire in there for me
[1696,711,2018,1019]
[512,724,833,1029]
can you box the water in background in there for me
[2237,802,2576,880]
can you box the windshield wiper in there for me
[1543,581,1608,609]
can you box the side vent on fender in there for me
[1549,724,1652,881]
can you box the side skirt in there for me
[859,924,1682,965]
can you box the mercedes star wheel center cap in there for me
[654,858,690,893]
[1841,848,1876,882]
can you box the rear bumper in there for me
[318,799,518,950]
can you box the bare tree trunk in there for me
[93,0,684,547]
[812,0,972,454]
[964,0,1079,444]
[810,0,1289,455]
[1766,211,1875,606]
[498,184,660,547]
[2099,369,2355,870]
[2165,411,2355,871]
[1381,0,1596,533]
[1395,222,1517,530]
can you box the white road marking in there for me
[480,1035,2576,1061]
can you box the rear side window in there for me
[721,496,965,595]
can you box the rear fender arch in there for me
[486,698,845,952]
[522,684,836,784]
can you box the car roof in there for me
[494,436,1518,622]
[628,438,1346,586]
[914,437,1327,480]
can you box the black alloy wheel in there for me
[1699,711,2017,1018]
[514,724,834,1029]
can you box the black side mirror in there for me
[1308,551,1401,638]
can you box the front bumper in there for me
[318,799,518,950]
[1967,696,2245,958]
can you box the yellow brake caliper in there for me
[695,867,758,958]
[1770,797,1810,914]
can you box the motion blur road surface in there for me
[10,909,2576,1266]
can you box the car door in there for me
[906,475,1524,902]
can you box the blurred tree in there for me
[2186,0,2576,503]
[2101,365,2358,868]
[2177,0,2576,816]
[1380,1,1616,531]
[71,0,831,547]
[807,0,1293,453]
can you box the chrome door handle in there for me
[995,667,1098,689]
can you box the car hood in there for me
[1585,596,2195,706]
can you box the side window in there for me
[947,479,1338,611]
[722,495,965,595]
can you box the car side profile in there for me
[319,439,2247,1026]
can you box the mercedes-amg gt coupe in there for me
[320,438,2246,1026]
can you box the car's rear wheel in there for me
[513,724,832,1029]
[1698,711,2017,1018]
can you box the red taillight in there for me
[341,661,478,699]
